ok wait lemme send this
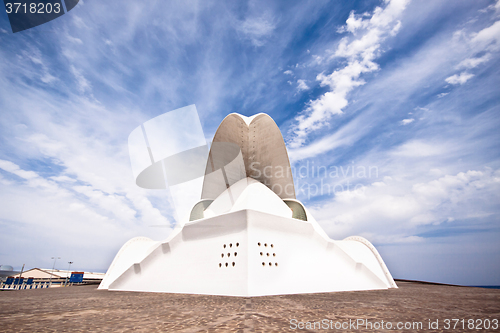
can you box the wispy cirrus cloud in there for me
[238,13,276,47]
[288,0,410,148]
[444,17,500,86]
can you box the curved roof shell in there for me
[202,113,295,200]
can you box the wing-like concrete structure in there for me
[202,113,295,200]
[99,112,397,296]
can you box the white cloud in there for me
[297,79,309,91]
[50,175,77,183]
[0,149,172,269]
[444,17,500,87]
[73,185,137,223]
[338,11,363,33]
[0,159,39,180]
[289,0,410,147]
[0,58,175,270]
[445,72,474,85]
[391,140,447,157]
[70,65,92,94]
[471,20,500,48]
[284,70,293,75]
[458,54,491,69]
[66,33,83,45]
[390,20,402,36]
[401,118,414,125]
[238,13,276,47]
[288,115,367,162]
[311,168,500,242]
[18,47,59,85]
[480,0,500,13]
[0,159,143,227]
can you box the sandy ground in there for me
[0,281,499,332]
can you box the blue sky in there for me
[0,0,499,285]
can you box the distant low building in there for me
[10,268,105,284]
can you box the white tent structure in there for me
[99,112,397,296]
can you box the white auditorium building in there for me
[99,111,397,296]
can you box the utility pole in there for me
[18,264,25,289]
[65,261,73,286]
[48,257,60,287]
[19,264,25,279]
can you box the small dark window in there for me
[232,262,235,267]
[236,243,239,247]
[224,244,226,248]
[271,244,274,248]
[269,262,272,266]
[273,253,276,257]
[262,262,265,266]
[267,253,269,256]
[264,243,267,247]
[260,252,263,256]
[219,263,222,267]
[221,253,224,258]
[230,243,232,248]
[275,263,278,266]
[258,242,261,246]
[225,263,228,267]
[234,252,237,257]
[228,253,230,257]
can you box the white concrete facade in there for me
[99,113,397,296]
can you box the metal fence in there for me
[0,280,78,290]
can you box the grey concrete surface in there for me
[0,282,499,332]
[203,113,296,200]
